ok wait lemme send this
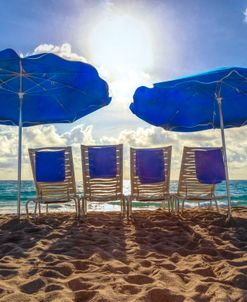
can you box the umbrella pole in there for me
[17,101,23,219]
[216,96,231,221]
[17,58,23,219]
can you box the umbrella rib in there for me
[23,75,70,115]
[165,84,215,128]
[26,73,88,96]
[0,85,18,95]
[23,74,58,94]
[24,74,88,97]
[221,81,247,98]
[0,75,21,94]
[0,66,20,75]
[158,69,247,90]
[220,69,247,83]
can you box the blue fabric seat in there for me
[35,151,65,182]
[135,149,165,184]
[88,147,117,178]
[195,149,225,184]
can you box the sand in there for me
[0,208,247,302]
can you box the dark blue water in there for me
[0,180,246,214]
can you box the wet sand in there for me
[0,208,247,301]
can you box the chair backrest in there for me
[130,146,172,198]
[29,146,76,200]
[177,146,224,196]
[81,144,123,199]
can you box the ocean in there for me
[0,180,247,214]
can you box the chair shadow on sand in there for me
[0,209,247,301]
[0,212,128,300]
[31,212,127,298]
[131,208,247,300]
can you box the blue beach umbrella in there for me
[0,48,111,218]
[130,67,247,219]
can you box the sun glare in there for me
[88,14,154,74]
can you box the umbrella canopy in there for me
[0,48,111,217]
[0,48,110,126]
[130,67,247,131]
[130,67,247,220]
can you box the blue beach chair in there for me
[175,147,226,212]
[26,147,79,218]
[81,144,125,215]
[128,146,172,218]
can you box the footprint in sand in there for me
[160,262,177,270]
[192,266,216,277]
[41,269,65,279]
[0,292,34,302]
[74,290,97,302]
[194,283,209,293]
[102,263,131,274]
[68,277,93,291]
[46,263,74,277]
[20,278,45,294]
[140,259,152,268]
[45,284,65,292]
[27,268,39,277]
[146,288,185,302]
[231,273,247,290]
[0,269,17,279]
[0,288,6,298]
[125,274,154,285]
[118,284,141,295]
[0,243,16,254]
[72,260,90,271]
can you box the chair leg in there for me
[168,198,171,213]
[84,199,88,216]
[214,199,219,213]
[182,199,185,212]
[122,197,126,217]
[127,196,132,220]
[38,202,41,216]
[78,198,82,218]
[34,201,38,219]
[171,196,176,213]
[46,204,48,214]
[130,197,133,218]
[120,198,123,213]
[80,197,85,216]
[74,198,78,218]
[78,197,81,217]
[126,196,129,220]
[26,199,32,218]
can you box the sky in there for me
[1,0,247,180]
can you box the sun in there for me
[88,14,154,75]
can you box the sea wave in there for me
[0,180,247,214]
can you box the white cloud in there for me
[1,43,247,181]
[62,124,95,146]
[0,124,97,180]
[243,8,247,23]
[33,43,88,63]
[1,123,247,181]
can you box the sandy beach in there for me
[0,208,247,302]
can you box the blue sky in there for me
[1,0,247,71]
[1,0,247,179]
